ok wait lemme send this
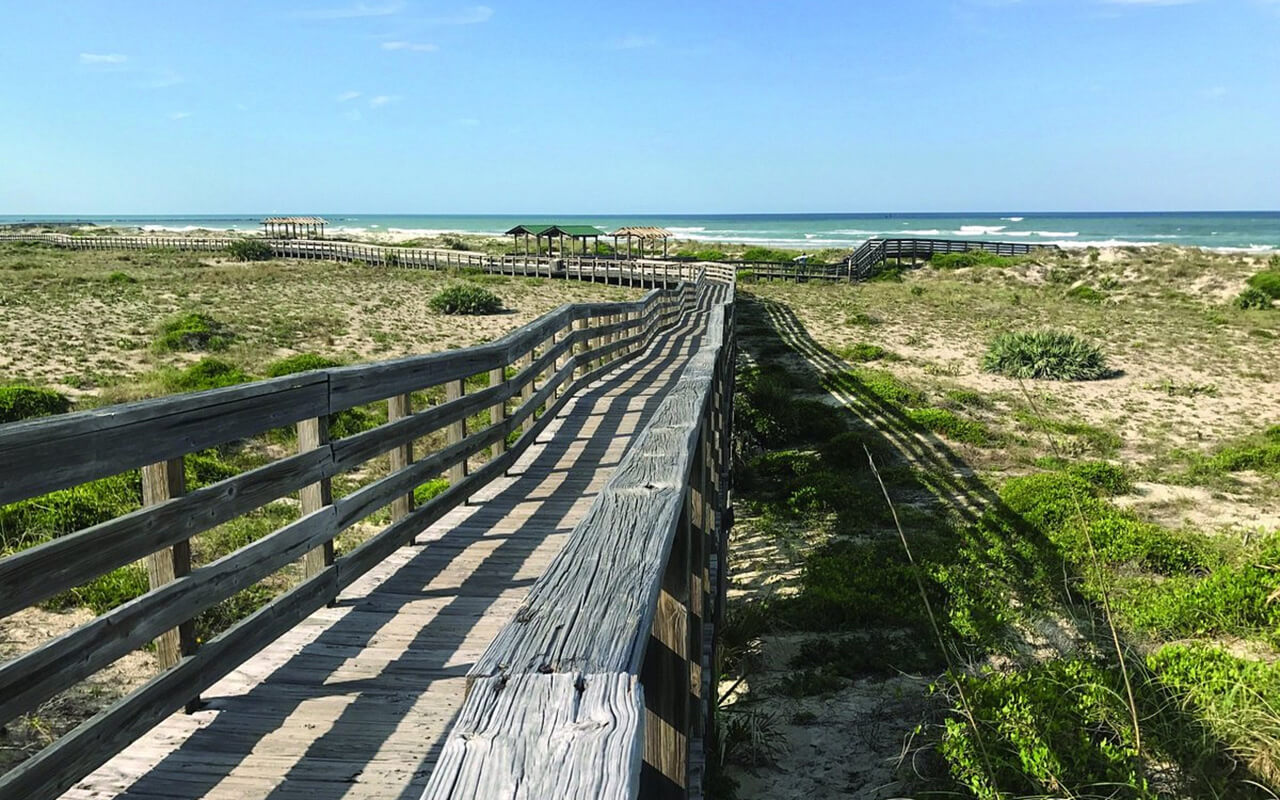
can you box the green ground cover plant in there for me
[153,312,235,353]
[983,330,1111,380]
[930,250,1016,269]
[226,238,274,261]
[0,385,70,424]
[429,284,503,315]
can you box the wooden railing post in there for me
[141,457,197,685]
[446,379,467,486]
[387,393,414,528]
[297,416,334,577]
[489,366,507,457]
[574,317,588,378]
[520,350,535,436]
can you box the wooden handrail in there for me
[422,280,736,799]
[0,267,735,800]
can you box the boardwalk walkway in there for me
[59,298,718,800]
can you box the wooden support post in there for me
[446,379,467,486]
[489,366,507,457]
[521,350,535,435]
[298,416,334,578]
[574,317,589,378]
[141,458,197,692]
[387,394,414,526]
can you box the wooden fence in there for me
[0,269,731,800]
[0,233,734,287]
[742,237,1060,282]
[422,284,735,800]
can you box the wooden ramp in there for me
[59,306,716,800]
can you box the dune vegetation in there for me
[718,245,1280,799]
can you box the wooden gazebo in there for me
[504,224,604,256]
[610,226,672,258]
[262,217,327,239]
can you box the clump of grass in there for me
[1065,461,1133,496]
[265,353,343,378]
[675,247,728,261]
[1066,284,1107,304]
[930,250,1015,269]
[154,312,235,352]
[226,238,274,262]
[740,246,801,263]
[907,407,993,446]
[429,284,503,315]
[1236,286,1274,310]
[846,311,882,326]
[44,564,151,615]
[836,342,894,362]
[0,472,142,554]
[0,385,71,424]
[162,358,252,393]
[982,330,1110,381]
[106,270,137,284]
[414,478,450,505]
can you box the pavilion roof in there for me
[542,225,605,237]
[610,226,671,238]
[263,216,327,225]
[504,224,546,235]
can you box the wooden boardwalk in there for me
[58,304,716,800]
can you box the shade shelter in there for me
[541,225,604,256]
[505,224,548,256]
[262,217,327,239]
[610,226,672,258]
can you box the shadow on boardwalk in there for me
[99,299,716,800]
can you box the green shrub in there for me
[44,564,151,614]
[154,312,235,352]
[265,353,343,378]
[414,478,450,505]
[185,450,240,489]
[1246,270,1280,299]
[939,658,1146,799]
[930,250,1013,269]
[226,238,274,262]
[429,284,503,315]
[106,270,137,284]
[164,358,252,393]
[982,330,1110,381]
[740,246,799,263]
[675,248,728,261]
[1066,461,1133,496]
[0,385,70,424]
[1065,284,1107,304]
[907,407,992,446]
[1235,286,1274,310]
[0,472,142,554]
[836,342,891,362]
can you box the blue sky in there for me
[2,0,1277,214]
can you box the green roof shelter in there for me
[504,224,604,256]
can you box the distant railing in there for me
[0,233,736,287]
[423,283,735,800]
[0,269,733,800]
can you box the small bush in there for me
[1246,270,1280,299]
[1235,286,1273,310]
[675,248,728,261]
[226,238,274,262]
[740,246,799,263]
[106,270,137,284]
[907,407,992,446]
[164,358,252,393]
[1,472,142,554]
[930,250,1013,269]
[414,478,451,505]
[265,353,343,378]
[1066,461,1133,496]
[0,385,71,424]
[836,342,891,362]
[1065,284,1107,304]
[429,285,503,315]
[982,330,1110,381]
[154,312,235,352]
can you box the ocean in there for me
[2,212,1278,252]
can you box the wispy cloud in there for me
[422,5,493,24]
[80,52,128,65]
[296,1,404,20]
[381,40,438,51]
[368,94,400,108]
[144,68,184,88]
[608,34,657,50]
[336,90,362,102]
[169,111,193,120]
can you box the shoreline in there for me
[3,222,1277,256]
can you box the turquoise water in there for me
[2,212,1278,252]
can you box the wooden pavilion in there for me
[610,226,672,258]
[504,224,604,256]
[262,217,327,239]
